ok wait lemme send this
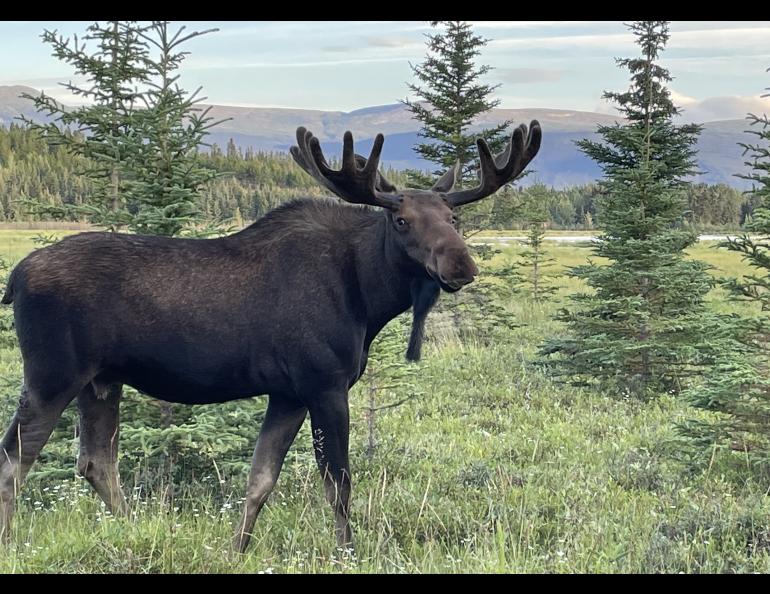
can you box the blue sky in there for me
[0,21,769,122]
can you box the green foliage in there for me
[0,124,94,222]
[678,317,770,472]
[121,22,227,237]
[357,314,424,460]
[20,21,225,235]
[685,183,750,230]
[0,125,324,224]
[14,20,250,494]
[507,185,559,301]
[118,391,267,491]
[540,21,720,398]
[680,66,770,470]
[20,21,152,229]
[403,21,511,182]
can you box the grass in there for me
[0,231,768,573]
[0,230,79,264]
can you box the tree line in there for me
[0,123,757,231]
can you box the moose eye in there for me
[396,217,408,227]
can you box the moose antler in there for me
[290,127,401,209]
[353,154,398,193]
[445,120,542,207]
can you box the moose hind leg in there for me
[308,391,353,550]
[234,395,307,553]
[77,382,128,516]
[0,383,78,542]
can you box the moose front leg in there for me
[307,390,353,550]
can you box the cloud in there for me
[38,87,92,106]
[0,76,94,106]
[592,98,618,116]
[486,24,770,57]
[489,32,634,51]
[471,21,603,30]
[594,90,770,122]
[214,21,428,40]
[496,68,567,84]
[669,26,770,52]
[670,90,699,107]
[365,36,420,49]
[185,56,407,70]
[0,76,71,88]
[321,45,351,53]
[675,94,770,122]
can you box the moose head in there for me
[290,122,542,293]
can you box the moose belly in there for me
[108,339,276,404]
[116,361,261,404]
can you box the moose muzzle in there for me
[430,246,479,292]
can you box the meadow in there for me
[0,229,768,573]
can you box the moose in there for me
[0,121,541,551]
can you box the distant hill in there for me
[0,85,757,189]
[0,85,53,125]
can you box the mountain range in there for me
[0,85,757,189]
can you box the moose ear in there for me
[353,153,398,193]
[431,161,461,193]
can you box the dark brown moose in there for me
[0,122,541,551]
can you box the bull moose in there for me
[0,122,541,552]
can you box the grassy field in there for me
[0,230,768,573]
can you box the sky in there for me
[0,21,768,122]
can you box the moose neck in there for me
[352,211,437,350]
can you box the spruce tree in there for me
[403,19,512,228]
[403,21,522,344]
[20,21,151,229]
[358,315,423,461]
[540,21,715,398]
[22,21,224,236]
[123,21,225,237]
[511,186,558,302]
[721,73,770,309]
[680,66,770,466]
[19,21,237,493]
